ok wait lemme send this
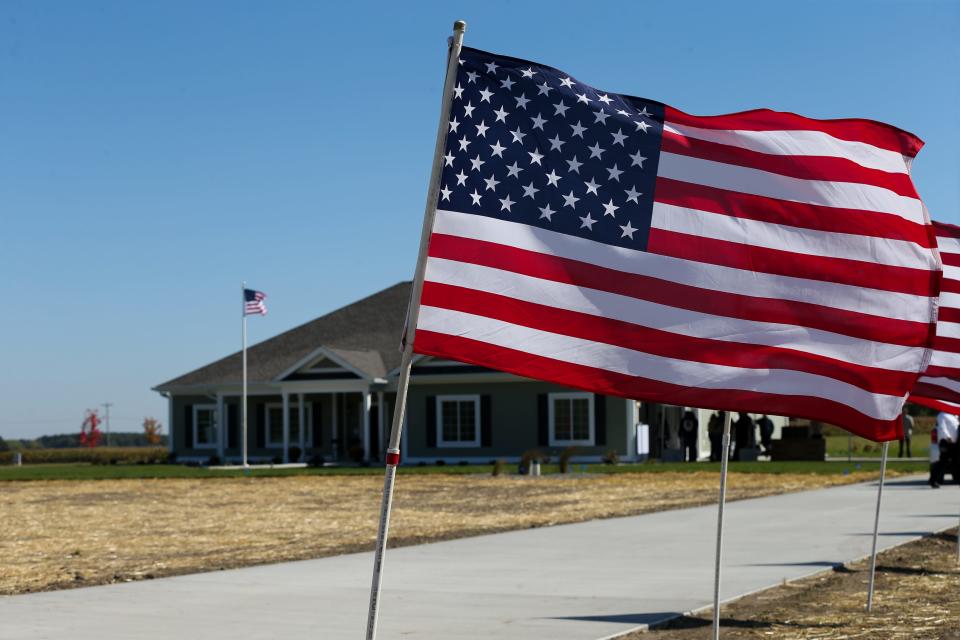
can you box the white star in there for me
[611,129,627,146]
[625,186,642,204]
[479,88,493,103]
[537,81,552,95]
[463,101,476,118]
[594,110,610,124]
[458,136,471,151]
[588,142,605,159]
[506,162,523,178]
[440,185,452,201]
[620,220,638,239]
[630,151,647,168]
[500,77,515,90]
[475,120,489,137]
[470,155,485,172]
[576,92,591,104]
[607,164,623,182]
[448,118,460,133]
[499,195,515,212]
[636,106,651,118]
[562,191,580,208]
[444,152,455,166]
[616,108,630,117]
[466,71,479,84]
[566,156,583,173]
[484,61,499,74]
[539,204,556,221]
[553,100,569,117]
[598,93,613,105]
[484,173,500,191]
[493,106,509,123]
[548,134,565,151]
[515,93,530,110]
[522,182,540,199]
[545,170,562,187]
[470,190,482,206]
[510,127,526,144]
[602,199,619,217]
[489,140,506,158]
[528,150,544,165]
[584,178,600,196]
[570,121,587,138]
[579,213,597,230]
[634,119,651,133]
[521,67,535,78]
[530,113,547,130]
[455,170,468,186]
[559,76,575,89]
[453,84,464,99]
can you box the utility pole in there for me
[101,402,112,446]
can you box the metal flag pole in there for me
[364,20,466,640]
[866,440,889,612]
[711,410,733,640]
[242,281,249,469]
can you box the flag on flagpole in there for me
[244,289,267,316]
[412,46,940,442]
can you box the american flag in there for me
[412,46,940,442]
[244,288,267,316]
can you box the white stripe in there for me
[936,320,960,340]
[943,264,960,282]
[651,201,933,270]
[917,376,960,395]
[425,256,924,373]
[663,121,910,174]
[937,235,960,255]
[928,350,960,370]
[939,291,960,311]
[417,305,902,421]
[657,151,924,225]
[433,209,935,323]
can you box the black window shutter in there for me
[480,395,492,447]
[594,394,607,446]
[312,402,322,449]
[537,394,549,446]
[256,403,266,448]
[184,404,194,449]
[227,404,239,450]
[426,396,437,448]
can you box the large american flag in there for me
[412,46,939,441]
[244,288,267,316]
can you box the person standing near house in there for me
[935,410,959,485]
[898,407,914,459]
[708,411,724,462]
[756,414,774,455]
[929,427,942,489]
[733,412,755,461]
[680,410,699,462]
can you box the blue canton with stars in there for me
[438,47,664,251]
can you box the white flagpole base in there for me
[711,411,733,640]
[866,441,888,612]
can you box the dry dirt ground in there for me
[0,470,895,595]
[631,528,960,640]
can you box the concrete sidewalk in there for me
[1,476,956,640]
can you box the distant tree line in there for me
[1,432,168,450]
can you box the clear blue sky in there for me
[1,1,958,439]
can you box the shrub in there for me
[602,448,620,465]
[207,454,221,467]
[288,446,302,463]
[559,447,578,473]
[519,449,547,475]
[492,459,506,477]
[307,454,325,468]
[0,447,168,466]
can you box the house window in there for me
[266,402,314,447]
[193,405,218,449]
[549,392,594,446]
[436,395,481,447]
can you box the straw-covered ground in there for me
[632,528,960,640]
[0,470,901,595]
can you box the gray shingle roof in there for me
[154,281,411,389]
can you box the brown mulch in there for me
[630,528,960,640]
[0,470,892,595]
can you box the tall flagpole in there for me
[866,441,889,611]
[711,410,733,640]
[365,19,466,640]
[242,281,249,469]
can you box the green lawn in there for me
[824,434,928,459]
[0,459,929,481]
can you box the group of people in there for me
[929,410,959,488]
[678,410,774,462]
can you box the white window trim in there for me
[548,392,595,446]
[193,404,219,449]
[436,395,482,448]
[265,402,314,448]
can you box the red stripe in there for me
[421,281,916,395]
[939,252,960,268]
[938,307,960,324]
[941,278,960,294]
[934,220,960,239]
[909,395,960,413]
[934,335,960,354]
[646,227,938,297]
[427,233,934,348]
[653,178,934,248]
[664,106,923,158]
[414,330,902,442]
[661,129,919,198]
[912,382,960,405]
[920,365,960,379]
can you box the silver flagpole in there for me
[365,20,466,640]
[242,282,249,469]
[866,441,889,611]
[711,410,733,640]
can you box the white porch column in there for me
[216,393,225,463]
[362,392,372,463]
[377,391,385,462]
[298,393,306,462]
[282,391,290,464]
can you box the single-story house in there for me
[153,282,785,465]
